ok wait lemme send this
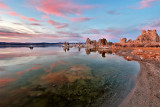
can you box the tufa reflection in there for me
[86,48,112,58]
[63,47,112,58]
[63,47,70,52]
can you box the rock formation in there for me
[98,38,107,46]
[115,30,160,47]
[86,38,91,44]
[91,40,97,46]
[120,38,127,44]
[85,38,112,49]
[127,39,132,43]
[85,38,97,48]
[78,42,81,46]
[135,30,159,43]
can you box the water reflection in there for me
[85,48,113,58]
[78,48,81,52]
[0,47,140,107]
[63,47,70,52]
[29,47,34,50]
[63,47,113,58]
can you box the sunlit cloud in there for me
[29,0,92,17]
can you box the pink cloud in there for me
[30,0,92,17]
[8,11,19,16]
[27,18,40,22]
[8,11,40,22]
[0,32,33,37]
[138,0,159,9]
[0,2,10,9]
[56,24,68,29]
[48,20,59,25]
[48,20,68,29]
[69,17,92,22]
[0,31,78,42]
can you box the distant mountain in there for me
[0,42,63,48]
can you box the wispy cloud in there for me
[30,23,41,26]
[8,11,40,22]
[87,29,100,34]
[47,20,68,29]
[57,31,81,38]
[29,0,92,17]
[0,2,10,9]
[69,17,92,22]
[137,0,160,9]
[138,19,160,30]
[107,10,122,15]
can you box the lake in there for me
[0,46,140,107]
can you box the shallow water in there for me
[0,47,140,107]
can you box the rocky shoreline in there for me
[115,48,160,107]
[62,29,160,106]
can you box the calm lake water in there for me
[0,46,140,107]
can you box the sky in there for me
[0,0,160,43]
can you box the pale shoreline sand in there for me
[116,48,160,107]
